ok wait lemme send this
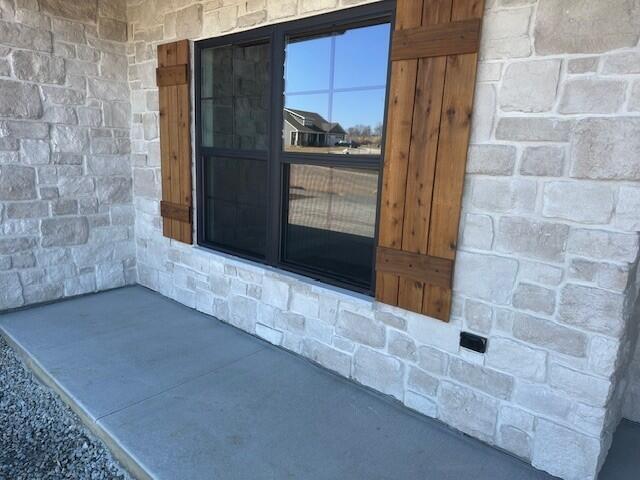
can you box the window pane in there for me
[282,22,391,155]
[333,23,391,90]
[284,35,331,93]
[201,42,270,150]
[283,164,378,288]
[204,156,267,257]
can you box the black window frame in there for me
[195,1,395,295]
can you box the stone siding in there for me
[0,0,136,310]
[126,1,640,479]
[0,0,638,479]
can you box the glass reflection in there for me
[282,22,391,155]
[283,164,378,286]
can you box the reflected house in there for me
[283,108,346,147]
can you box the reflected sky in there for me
[284,22,391,131]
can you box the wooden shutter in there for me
[156,40,193,244]
[376,0,485,321]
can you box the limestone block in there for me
[354,347,404,399]
[387,330,417,361]
[449,357,514,400]
[437,382,498,442]
[11,50,65,84]
[496,117,571,142]
[558,284,625,337]
[496,216,569,262]
[559,78,627,114]
[571,118,640,180]
[51,125,90,153]
[520,146,565,177]
[471,177,536,213]
[500,60,560,113]
[466,145,515,175]
[453,251,518,304]
[176,4,202,39]
[0,272,24,309]
[464,300,492,334]
[0,19,52,52]
[542,181,615,224]
[98,16,126,42]
[513,313,588,357]
[461,214,494,251]
[0,79,42,119]
[0,165,36,200]
[567,228,639,263]
[337,310,385,348]
[535,0,640,54]
[303,338,351,377]
[486,338,546,382]
[41,216,89,247]
[39,0,98,24]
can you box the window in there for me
[196,2,393,293]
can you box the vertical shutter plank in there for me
[376,0,484,321]
[376,0,423,305]
[177,84,192,242]
[170,86,183,239]
[397,0,452,312]
[423,0,484,317]
[157,40,192,244]
[159,86,172,239]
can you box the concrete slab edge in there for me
[0,328,152,480]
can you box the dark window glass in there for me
[282,22,390,155]
[204,156,267,257]
[283,164,378,287]
[196,5,393,295]
[201,42,270,150]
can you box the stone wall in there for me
[131,0,640,479]
[0,0,136,310]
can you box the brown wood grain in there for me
[376,247,453,288]
[397,0,452,313]
[160,201,191,223]
[157,40,192,244]
[375,0,423,305]
[423,0,485,319]
[156,64,188,86]
[391,19,481,61]
[376,0,485,322]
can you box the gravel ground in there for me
[0,336,132,480]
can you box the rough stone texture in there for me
[559,78,627,114]
[466,144,515,175]
[542,181,615,224]
[486,337,547,382]
[512,283,556,315]
[0,79,43,119]
[0,165,37,200]
[437,382,498,443]
[496,216,569,262]
[353,348,403,399]
[512,313,588,357]
[500,60,560,112]
[558,284,626,337]
[41,217,89,247]
[534,0,640,54]
[0,0,134,310]
[119,1,640,479]
[519,146,564,177]
[532,419,600,480]
[40,0,98,24]
[570,118,640,180]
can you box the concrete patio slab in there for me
[1,286,630,479]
